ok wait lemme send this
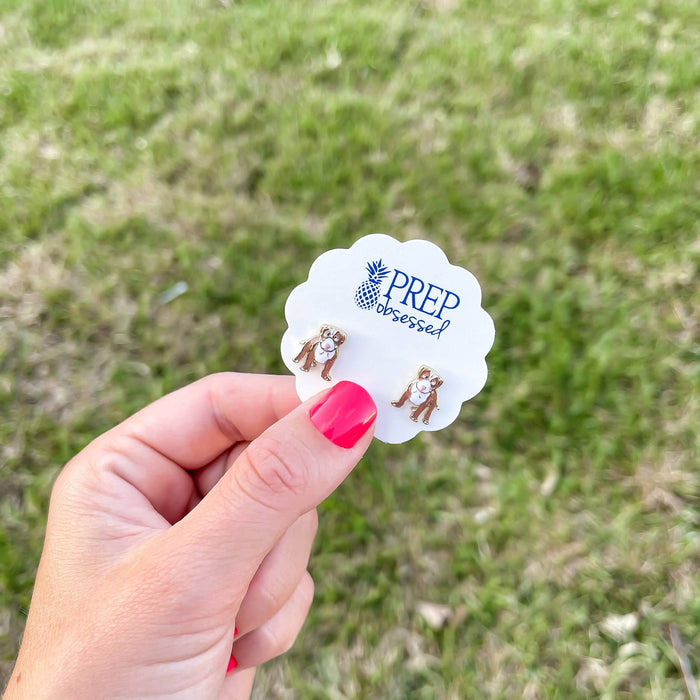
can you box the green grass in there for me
[1,0,698,697]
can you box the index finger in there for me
[99,373,301,469]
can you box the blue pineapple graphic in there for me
[354,259,390,310]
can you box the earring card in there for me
[281,234,495,444]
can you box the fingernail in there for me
[309,381,376,448]
[226,655,238,674]
[234,626,238,638]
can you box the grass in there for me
[1,0,698,697]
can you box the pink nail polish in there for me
[234,626,238,638]
[309,381,376,448]
[226,655,238,674]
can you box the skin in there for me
[4,373,374,700]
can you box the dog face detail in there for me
[293,325,346,381]
[318,326,346,353]
[414,366,443,396]
[391,366,443,425]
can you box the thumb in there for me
[168,380,376,596]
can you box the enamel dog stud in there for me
[293,325,347,381]
[391,366,443,425]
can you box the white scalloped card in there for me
[280,234,495,444]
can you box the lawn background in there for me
[1,0,698,697]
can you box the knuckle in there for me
[256,577,286,616]
[205,373,243,443]
[49,443,113,510]
[261,574,315,658]
[239,437,313,506]
[264,622,296,658]
[261,625,287,657]
[85,443,133,493]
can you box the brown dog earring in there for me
[293,325,347,381]
[391,366,443,425]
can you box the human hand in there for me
[5,374,376,699]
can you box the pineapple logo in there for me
[355,259,390,310]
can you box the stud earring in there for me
[292,325,347,382]
[391,365,443,425]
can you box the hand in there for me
[5,374,376,699]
